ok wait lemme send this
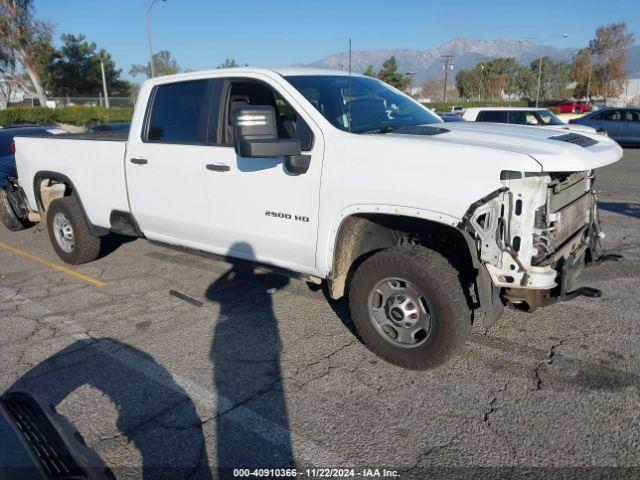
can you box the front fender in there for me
[320,204,461,276]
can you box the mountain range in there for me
[301,38,640,84]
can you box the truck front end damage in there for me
[463,169,607,312]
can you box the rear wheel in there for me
[46,196,101,264]
[349,245,471,370]
[0,188,31,231]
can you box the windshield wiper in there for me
[362,125,400,134]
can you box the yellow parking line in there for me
[0,241,106,287]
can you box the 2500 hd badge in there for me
[265,210,310,223]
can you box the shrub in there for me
[0,106,134,127]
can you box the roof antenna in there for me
[348,37,352,133]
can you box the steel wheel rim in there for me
[53,212,74,253]
[367,277,433,348]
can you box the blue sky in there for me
[35,0,639,80]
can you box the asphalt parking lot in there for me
[1,149,639,479]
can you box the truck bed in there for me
[55,131,129,142]
[23,130,129,142]
[14,135,131,229]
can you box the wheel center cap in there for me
[390,307,404,321]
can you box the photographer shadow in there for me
[205,242,295,478]
[5,338,212,479]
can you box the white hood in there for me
[423,122,623,172]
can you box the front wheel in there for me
[349,246,471,370]
[46,196,101,265]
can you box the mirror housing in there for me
[232,105,301,158]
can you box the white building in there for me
[608,78,640,107]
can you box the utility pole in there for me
[441,55,454,102]
[479,64,484,100]
[524,34,568,107]
[146,0,166,78]
[535,42,543,107]
[405,72,415,97]
[100,58,110,109]
[586,54,593,101]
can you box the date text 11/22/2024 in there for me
[232,468,400,477]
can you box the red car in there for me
[558,100,590,114]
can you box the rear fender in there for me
[33,171,109,237]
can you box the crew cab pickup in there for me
[7,68,623,369]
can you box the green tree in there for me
[0,0,53,105]
[362,64,375,77]
[530,57,570,100]
[456,58,535,100]
[217,58,247,69]
[375,56,409,90]
[46,34,131,96]
[130,50,180,79]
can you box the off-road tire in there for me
[349,245,472,370]
[0,188,31,231]
[46,196,101,264]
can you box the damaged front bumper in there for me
[462,170,610,312]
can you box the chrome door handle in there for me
[206,163,230,172]
[130,158,148,165]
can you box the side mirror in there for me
[232,105,301,158]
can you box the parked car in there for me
[0,125,68,231]
[436,112,465,122]
[449,105,465,114]
[0,391,112,479]
[462,107,597,133]
[558,100,590,114]
[0,125,68,186]
[569,108,640,145]
[7,68,622,369]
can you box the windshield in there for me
[284,75,442,134]
[535,109,564,126]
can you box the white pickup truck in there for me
[6,68,622,369]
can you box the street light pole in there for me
[440,55,454,102]
[146,0,166,78]
[535,42,543,107]
[525,33,568,107]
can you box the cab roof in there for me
[145,66,365,85]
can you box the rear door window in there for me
[146,80,217,144]
[478,111,508,123]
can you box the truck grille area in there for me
[533,172,594,265]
